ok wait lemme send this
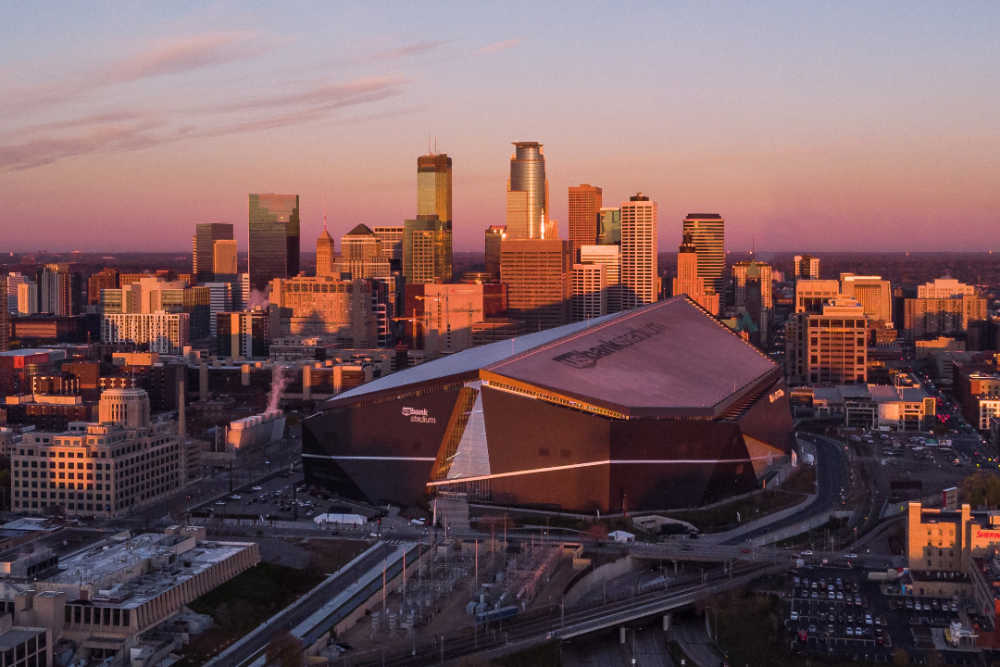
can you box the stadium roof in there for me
[329,297,778,417]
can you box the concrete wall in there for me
[564,556,638,607]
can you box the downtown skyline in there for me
[1,2,998,253]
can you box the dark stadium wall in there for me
[736,375,796,454]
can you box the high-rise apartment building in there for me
[917,277,978,299]
[203,282,232,337]
[373,226,404,267]
[598,207,621,245]
[793,254,820,280]
[681,213,725,293]
[904,278,987,340]
[500,238,572,330]
[16,281,38,315]
[785,298,868,385]
[620,193,658,308]
[36,264,82,316]
[484,225,507,282]
[403,216,452,284]
[192,223,234,281]
[571,263,606,321]
[568,184,603,254]
[101,313,190,354]
[840,274,893,326]
[795,279,841,314]
[672,233,720,315]
[269,275,377,347]
[505,142,548,239]
[87,268,118,305]
[580,244,622,314]
[248,193,300,291]
[212,239,238,278]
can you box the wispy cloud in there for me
[369,40,450,61]
[199,75,407,113]
[0,31,261,114]
[478,39,521,54]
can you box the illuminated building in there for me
[571,263,606,320]
[500,238,572,330]
[417,153,452,224]
[732,260,773,345]
[905,278,987,340]
[212,239,238,278]
[303,297,793,512]
[681,214,725,294]
[794,279,841,314]
[373,225,404,266]
[419,283,486,358]
[793,254,820,280]
[580,244,622,314]
[568,184,603,254]
[217,308,272,359]
[101,313,190,354]
[484,225,506,282]
[785,297,868,385]
[86,268,118,306]
[840,274,893,326]
[403,216,451,284]
[620,193,658,308]
[505,142,548,239]
[248,193,300,291]
[35,264,81,316]
[269,275,376,347]
[0,276,6,352]
[598,207,621,245]
[192,223,233,281]
[672,233,719,315]
[335,224,390,279]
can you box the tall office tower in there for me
[785,298,868,385]
[672,233,719,315]
[794,279,841,314]
[793,254,820,280]
[682,213,725,293]
[598,207,621,245]
[0,275,7,351]
[500,238,572,330]
[505,141,548,239]
[417,153,453,276]
[571,263,606,321]
[373,226,404,267]
[840,274,893,326]
[403,216,452,284]
[248,193,300,291]
[36,264,81,316]
[315,225,335,277]
[484,225,507,282]
[732,260,774,346]
[17,281,38,315]
[212,239,238,277]
[203,282,233,337]
[217,309,272,359]
[192,223,234,281]
[620,193,658,308]
[580,244,622,313]
[568,184,603,255]
[87,268,118,305]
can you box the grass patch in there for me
[174,563,324,666]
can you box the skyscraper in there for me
[620,193,658,308]
[35,264,81,316]
[571,263,606,321]
[580,244,622,313]
[598,207,621,245]
[192,223,234,281]
[403,216,452,284]
[793,254,820,280]
[682,213,725,293]
[248,194,300,291]
[373,226,404,267]
[212,239,238,277]
[672,233,719,315]
[0,275,7,352]
[568,184,603,254]
[336,224,388,279]
[840,274,893,326]
[500,238,572,330]
[732,260,774,345]
[316,224,335,277]
[484,225,506,282]
[417,154,452,223]
[505,142,548,239]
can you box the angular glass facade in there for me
[249,194,300,291]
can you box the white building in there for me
[101,312,190,354]
[620,193,658,308]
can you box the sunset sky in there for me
[2,1,998,253]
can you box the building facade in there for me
[192,223,234,281]
[598,207,621,245]
[620,193,658,308]
[101,313,190,354]
[403,216,452,284]
[248,193,300,291]
[571,263,606,321]
[793,254,820,280]
[484,225,506,282]
[785,297,868,385]
[505,142,548,239]
[794,279,841,314]
[568,184,603,254]
[500,238,572,331]
[681,214,725,293]
[579,244,622,314]
[840,274,893,326]
[269,275,376,347]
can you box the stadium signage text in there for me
[552,322,667,369]
[401,406,437,424]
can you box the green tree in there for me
[960,472,1000,508]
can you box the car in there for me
[846,627,854,636]
[855,626,863,636]
[230,494,241,500]
[800,550,814,557]
[843,553,858,560]
[836,591,844,601]
[251,486,263,491]
[828,591,835,600]
[790,611,799,621]
[811,592,818,599]
[905,599,913,609]
[914,601,921,611]
[865,614,873,625]
[214,500,226,505]
[808,624,817,634]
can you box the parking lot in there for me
[786,565,976,663]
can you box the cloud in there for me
[0,31,261,114]
[0,120,167,170]
[199,75,407,113]
[19,110,153,134]
[478,39,521,54]
[369,40,450,61]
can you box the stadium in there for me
[302,296,795,513]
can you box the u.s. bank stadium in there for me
[302,296,795,513]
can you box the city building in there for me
[212,238,238,278]
[101,313,190,354]
[793,384,936,431]
[571,263,606,320]
[333,224,391,280]
[793,254,820,280]
[16,280,38,315]
[499,238,572,331]
[505,142,548,239]
[732,260,773,346]
[248,193,300,291]
[568,184,603,254]
[303,296,794,512]
[373,225,404,267]
[86,268,117,306]
[484,225,506,282]
[681,214,725,293]
[904,278,987,340]
[403,215,452,284]
[203,282,232,337]
[419,283,486,358]
[315,224,336,277]
[192,223,233,281]
[217,308,273,359]
[10,388,184,518]
[953,362,1000,431]
[598,207,621,245]
[794,279,841,314]
[269,275,377,347]
[620,193,658,308]
[417,153,452,224]
[785,297,868,385]
[35,265,81,317]
[840,274,893,326]
[580,244,622,314]
[0,276,5,352]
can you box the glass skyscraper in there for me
[682,213,725,293]
[505,142,548,239]
[193,223,233,281]
[248,194,300,291]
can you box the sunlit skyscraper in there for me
[620,193,658,308]
[417,153,452,224]
[484,225,506,282]
[248,193,300,291]
[598,207,621,245]
[568,184,602,254]
[192,223,233,282]
[682,213,725,293]
[315,223,335,277]
[505,142,548,239]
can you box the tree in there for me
[959,472,1000,508]
[266,630,303,667]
